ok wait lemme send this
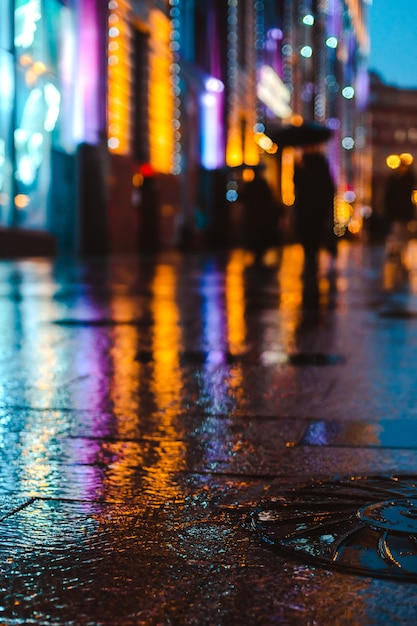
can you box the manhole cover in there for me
[251,474,417,581]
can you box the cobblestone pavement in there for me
[1,241,417,625]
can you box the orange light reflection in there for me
[225,251,247,404]
[149,264,186,500]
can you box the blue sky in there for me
[368,0,417,88]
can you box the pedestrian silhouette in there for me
[241,167,279,264]
[293,144,336,273]
[384,156,416,264]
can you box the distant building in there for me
[368,71,417,233]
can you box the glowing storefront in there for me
[0,0,106,254]
[0,1,15,227]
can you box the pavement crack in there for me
[0,497,36,522]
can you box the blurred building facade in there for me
[0,0,372,255]
[368,71,417,238]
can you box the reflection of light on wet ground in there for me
[98,290,144,500]
[148,264,186,500]
[225,250,246,354]
[12,265,68,497]
[194,253,248,464]
[109,295,141,420]
[225,251,246,406]
[198,261,231,414]
[278,245,303,349]
[383,238,417,292]
[302,418,417,449]
[405,239,417,293]
[151,265,183,408]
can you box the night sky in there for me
[369,0,417,89]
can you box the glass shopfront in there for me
[0,0,83,236]
[0,0,14,226]
[14,0,77,230]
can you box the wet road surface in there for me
[2,242,417,624]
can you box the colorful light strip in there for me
[169,0,182,175]
[107,0,132,155]
[201,78,224,169]
[226,0,242,167]
[148,9,175,174]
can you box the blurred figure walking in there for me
[293,144,336,274]
[384,155,416,265]
[241,167,280,265]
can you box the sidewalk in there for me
[1,241,417,625]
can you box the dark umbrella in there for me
[221,162,266,173]
[265,122,333,147]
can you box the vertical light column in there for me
[75,0,101,144]
[225,0,242,167]
[314,0,327,122]
[168,0,182,175]
[282,0,294,112]
[254,0,267,134]
[0,0,14,225]
[243,1,258,166]
[148,9,175,174]
[201,77,225,170]
[107,0,132,155]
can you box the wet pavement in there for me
[2,241,417,624]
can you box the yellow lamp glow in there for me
[386,154,401,169]
[226,128,243,167]
[400,152,414,166]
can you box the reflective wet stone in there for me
[2,245,417,622]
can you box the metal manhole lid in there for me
[251,474,417,581]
